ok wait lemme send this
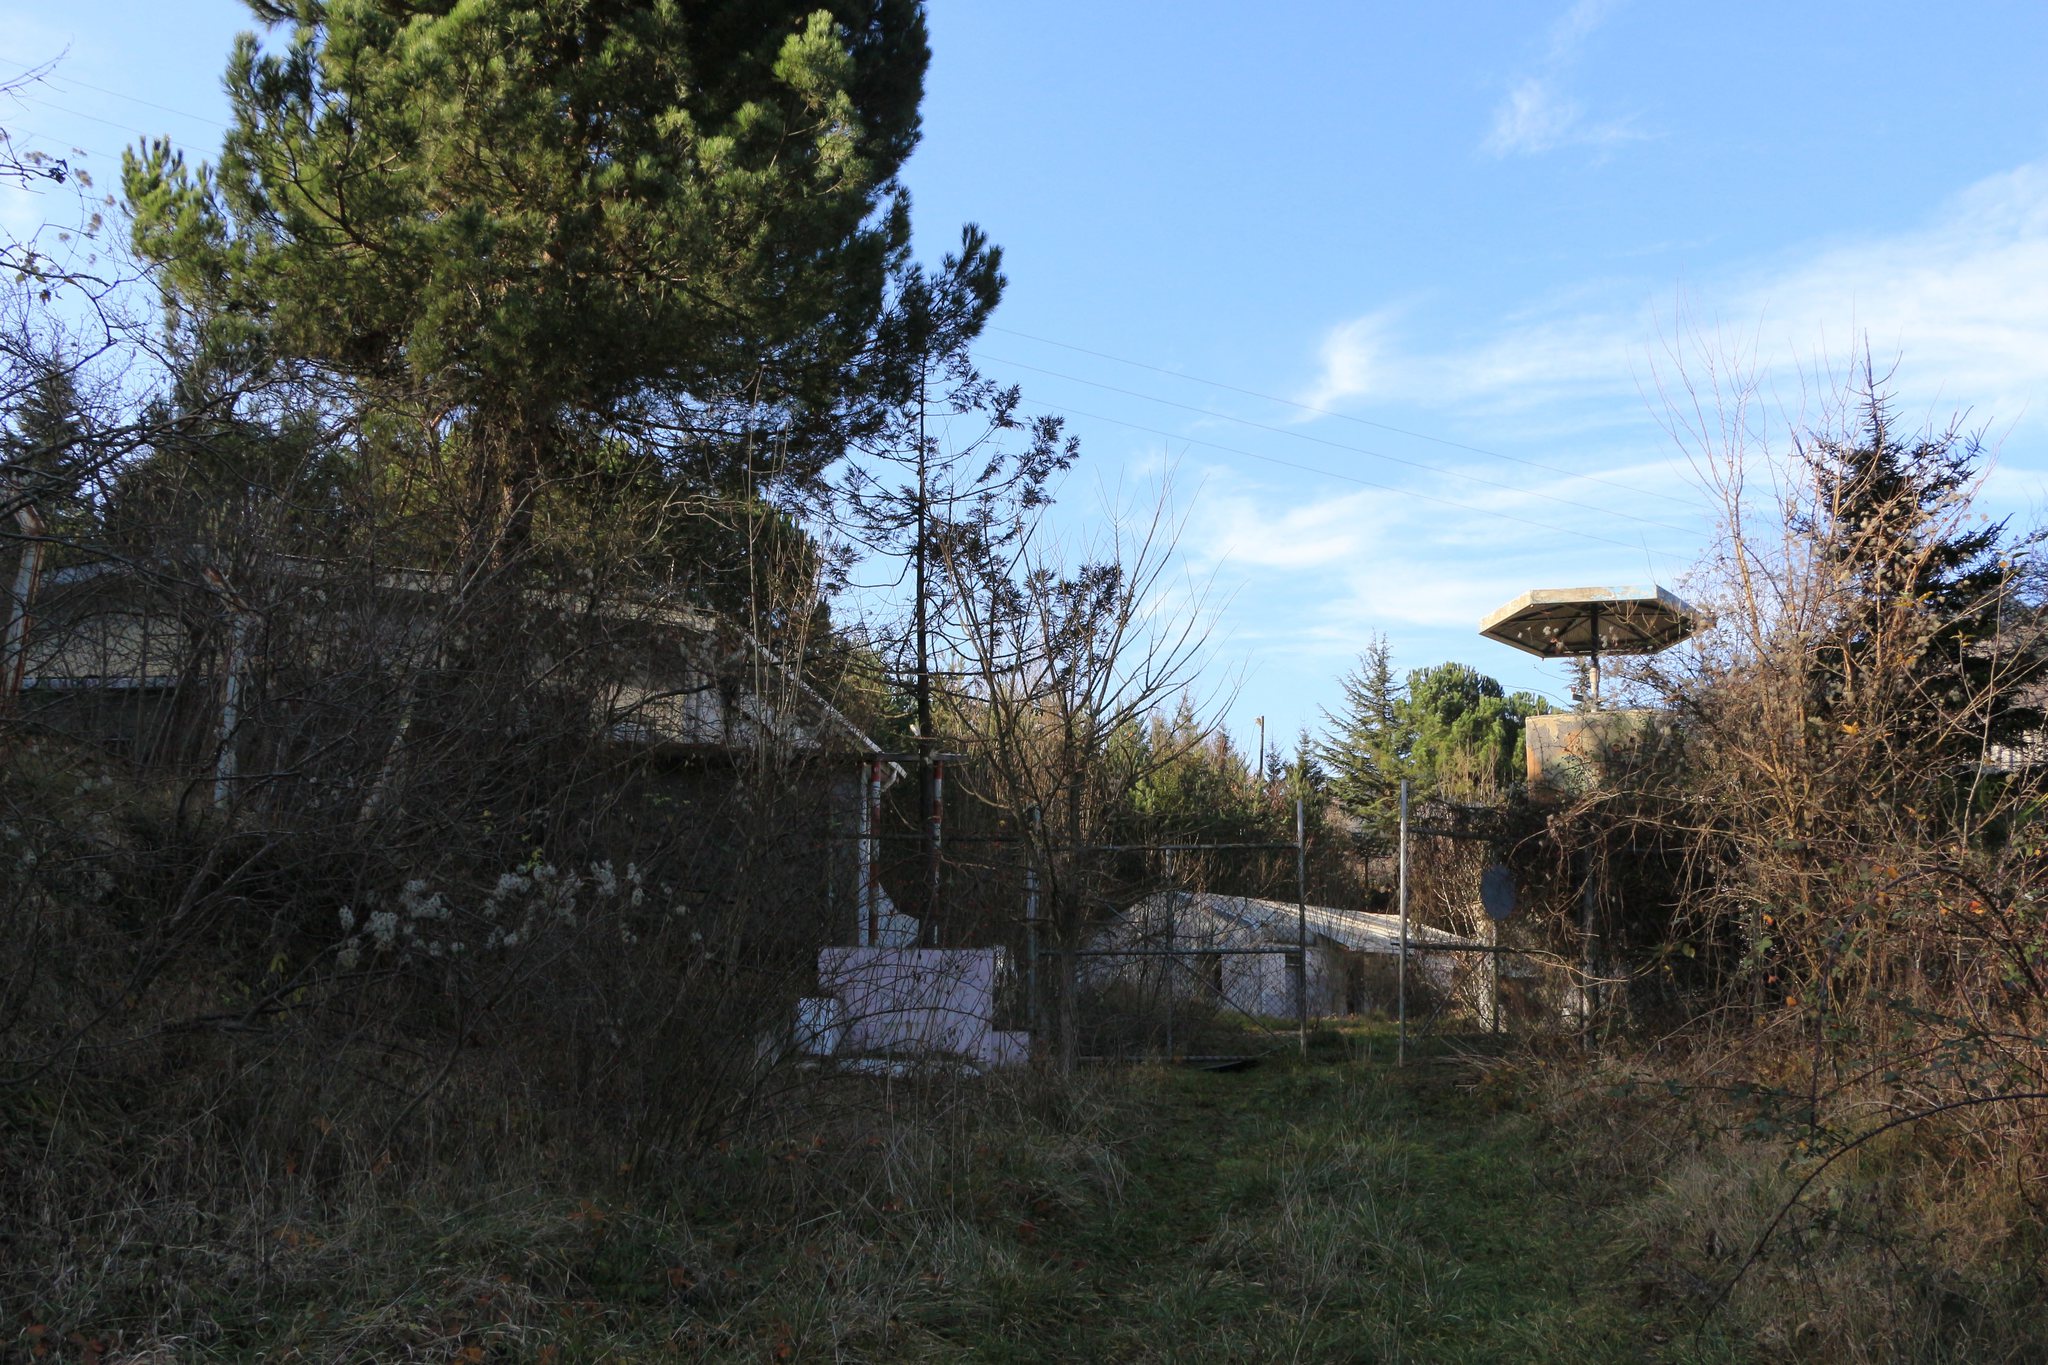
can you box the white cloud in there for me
[1483,0,1646,159]
[1180,457,1661,640]
[1302,159,2048,447]
[1548,0,1625,59]
[1482,79,1580,158]
[1297,308,1400,409]
[1186,479,1384,572]
[1483,79,1643,159]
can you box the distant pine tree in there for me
[2,367,97,539]
[1322,640,1548,847]
[1320,634,1405,844]
[1287,727,1324,802]
[1799,382,2044,756]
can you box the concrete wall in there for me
[1526,709,1666,795]
[1214,945,1345,1019]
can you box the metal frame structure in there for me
[1479,584,1710,708]
[1016,802,1317,1062]
[829,763,1574,1070]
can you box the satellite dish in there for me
[1480,864,1517,921]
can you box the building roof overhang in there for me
[1478,584,1711,659]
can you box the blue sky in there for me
[8,2,2048,751]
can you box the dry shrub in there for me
[1525,1033,2048,1363]
[1507,354,2048,1352]
[0,581,864,1352]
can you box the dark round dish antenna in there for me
[1480,863,1517,922]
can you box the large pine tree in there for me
[123,1,940,572]
[1321,634,1403,835]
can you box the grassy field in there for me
[19,1024,1779,1363]
[815,1031,1749,1364]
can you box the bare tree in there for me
[938,479,1222,1068]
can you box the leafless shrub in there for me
[1563,342,2048,1343]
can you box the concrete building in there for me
[1083,890,1480,1020]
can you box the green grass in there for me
[869,1032,1743,1364]
[16,1027,1760,1363]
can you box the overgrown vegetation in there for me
[8,2,2048,1360]
[8,1027,1782,1363]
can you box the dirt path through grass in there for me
[922,1034,1742,1363]
[45,1032,1757,1361]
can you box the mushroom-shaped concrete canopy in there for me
[1478,585,1710,660]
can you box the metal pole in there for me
[1489,916,1501,1036]
[201,568,252,812]
[855,761,870,945]
[1397,778,1410,1066]
[1060,773,1081,1076]
[926,757,944,946]
[1296,797,1309,1058]
[1580,844,1599,1044]
[1024,805,1041,1038]
[214,619,247,809]
[1588,602,1602,710]
[867,758,883,944]
[1164,893,1175,1060]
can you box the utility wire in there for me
[1017,395,1691,562]
[0,53,1700,573]
[979,350,1702,537]
[985,322,1707,512]
[2,122,127,166]
[0,54,232,129]
[21,96,172,144]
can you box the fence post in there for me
[1580,842,1599,1046]
[1491,916,1502,1037]
[1397,778,1409,1066]
[1059,774,1081,1076]
[927,756,944,946]
[1024,804,1041,1042]
[1296,797,1309,1058]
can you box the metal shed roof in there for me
[1478,584,1709,660]
[1124,892,1483,956]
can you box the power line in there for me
[0,54,232,129]
[1017,395,1692,563]
[0,52,1701,575]
[2,122,128,166]
[15,96,162,145]
[978,350,1702,537]
[985,322,1707,512]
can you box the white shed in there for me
[1083,891,1480,1020]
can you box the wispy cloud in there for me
[1483,79,1644,158]
[1186,480,1383,573]
[1183,465,1620,697]
[1483,0,1646,159]
[1301,159,2048,437]
[1546,0,1625,57]
[1298,308,1401,410]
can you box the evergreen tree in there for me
[1401,662,1546,800]
[1322,643,1548,843]
[1800,383,2043,752]
[1320,634,1404,836]
[834,224,1075,748]
[1286,727,1325,801]
[1126,698,1259,842]
[123,0,939,571]
[1,367,98,540]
